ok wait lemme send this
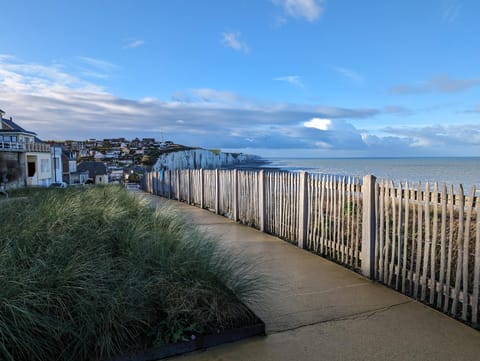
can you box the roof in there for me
[1,117,37,135]
[77,161,108,178]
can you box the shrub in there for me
[0,186,261,361]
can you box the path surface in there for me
[138,192,480,361]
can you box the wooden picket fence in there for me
[375,181,480,325]
[142,169,480,327]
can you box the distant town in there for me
[0,108,200,190]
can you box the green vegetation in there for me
[0,186,261,361]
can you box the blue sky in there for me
[0,0,479,157]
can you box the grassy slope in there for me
[0,186,261,361]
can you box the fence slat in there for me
[388,181,396,286]
[429,183,439,305]
[451,185,465,316]
[421,182,431,302]
[355,178,361,268]
[472,190,480,325]
[384,182,391,283]
[444,185,455,313]
[347,177,353,266]
[402,182,409,293]
[438,184,447,308]
[409,186,417,295]
[396,183,403,290]
[379,180,385,282]
[461,186,475,320]
[414,183,423,299]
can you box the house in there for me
[142,138,155,145]
[77,161,109,184]
[108,166,124,182]
[62,151,88,184]
[0,109,54,188]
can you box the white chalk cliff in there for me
[152,149,258,170]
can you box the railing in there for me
[0,141,50,152]
[25,142,50,152]
[142,169,480,328]
[0,141,25,151]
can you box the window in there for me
[40,159,50,173]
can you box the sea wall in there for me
[152,149,258,170]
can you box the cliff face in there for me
[152,149,258,170]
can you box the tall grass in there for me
[0,186,262,361]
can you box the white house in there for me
[1,109,55,188]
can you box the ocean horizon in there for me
[261,156,480,192]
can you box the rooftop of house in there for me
[1,116,37,136]
[77,161,108,178]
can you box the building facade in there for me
[0,109,56,189]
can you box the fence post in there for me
[362,174,377,279]
[298,171,309,249]
[187,169,191,204]
[159,170,165,197]
[175,170,180,200]
[259,170,266,232]
[154,172,158,195]
[200,169,204,208]
[150,172,153,193]
[215,169,220,214]
[233,169,239,221]
[167,171,171,199]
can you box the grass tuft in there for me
[0,186,262,361]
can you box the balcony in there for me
[0,141,50,153]
[25,142,51,152]
[0,141,25,151]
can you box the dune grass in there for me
[0,186,262,361]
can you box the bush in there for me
[0,186,261,361]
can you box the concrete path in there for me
[139,193,480,361]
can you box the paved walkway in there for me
[139,192,480,361]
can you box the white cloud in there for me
[332,66,364,84]
[74,56,119,79]
[123,38,145,49]
[77,56,117,71]
[2,55,477,156]
[389,75,480,95]
[0,56,103,94]
[442,0,462,23]
[221,32,250,54]
[272,0,324,22]
[189,88,241,103]
[274,75,303,87]
[304,118,332,130]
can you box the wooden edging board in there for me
[108,322,265,361]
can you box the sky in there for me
[0,0,479,157]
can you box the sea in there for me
[262,157,480,192]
